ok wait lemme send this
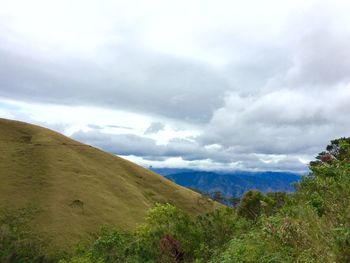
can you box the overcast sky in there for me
[1,0,350,173]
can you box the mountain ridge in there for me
[152,168,302,197]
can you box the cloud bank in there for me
[1,0,350,172]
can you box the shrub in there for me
[0,206,47,262]
[238,190,273,220]
[135,203,199,262]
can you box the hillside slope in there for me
[0,118,217,251]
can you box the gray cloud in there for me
[106,124,134,130]
[144,122,165,134]
[199,86,350,156]
[1,1,350,172]
[72,129,308,172]
[0,39,228,122]
[73,131,159,157]
[87,124,103,130]
[285,15,350,88]
[195,10,350,161]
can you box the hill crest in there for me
[0,118,217,251]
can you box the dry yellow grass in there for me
[0,118,217,252]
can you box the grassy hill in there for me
[0,118,217,252]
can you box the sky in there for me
[1,0,350,173]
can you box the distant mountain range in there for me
[151,168,303,198]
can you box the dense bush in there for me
[0,206,47,263]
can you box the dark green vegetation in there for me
[2,119,350,262]
[0,118,218,258]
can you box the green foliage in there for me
[229,197,240,207]
[59,227,139,263]
[210,138,350,262]
[91,226,132,262]
[263,206,335,262]
[59,256,101,263]
[266,191,288,210]
[0,206,47,263]
[210,230,294,263]
[194,207,242,261]
[135,203,199,262]
[238,190,273,220]
[333,226,350,262]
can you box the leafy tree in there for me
[195,207,239,261]
[91,226,131,262]
[238,190,272,220]
[135,203,199,262]
[266,192,288,212]
[229,197,240,208]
